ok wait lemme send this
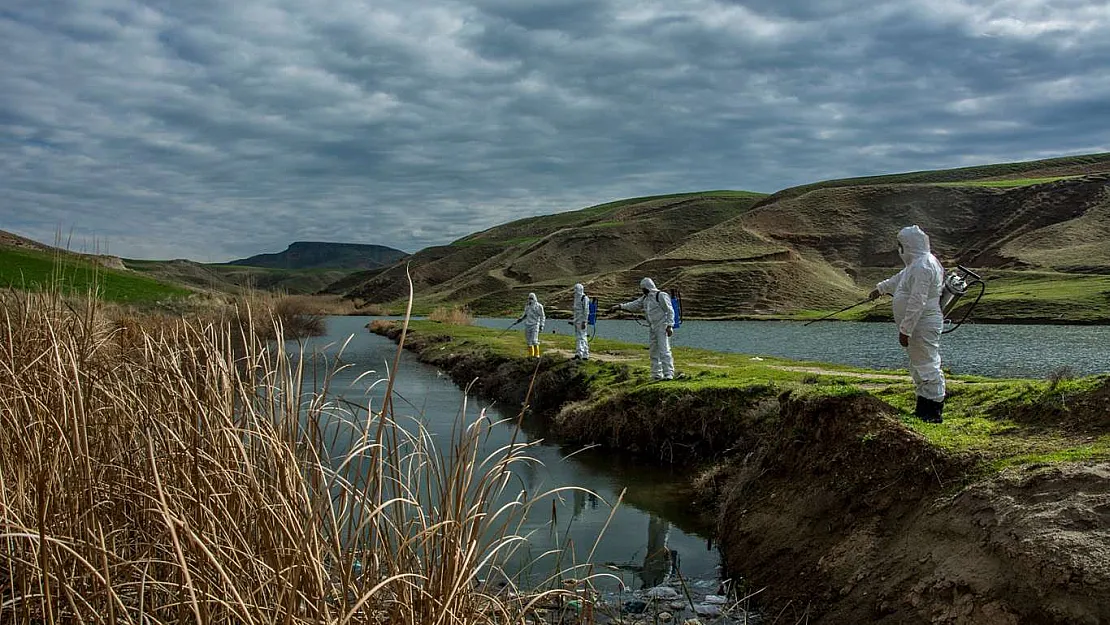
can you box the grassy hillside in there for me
[337,154,1110,323]
[336,191,769,314]
[753,152,1110,206]
[124,258,351,295]
[0,247,190,304]
[0,231,354,301]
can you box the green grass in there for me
[449,190,767,246]
[451,236,543,248]
[826,272,1110,324]
[404,320,906,387]
[390,321,1110,474]
[964,273,1110,322]
[934,176,1079,188]
[874,375,1110,472]
[0,247,191,303]
[765,153,1110,201]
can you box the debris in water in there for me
[645,585,681,601]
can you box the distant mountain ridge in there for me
[228,241,408,270]
[0,232,410,297]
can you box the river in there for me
[298,316,722,596]
[474,318,1110,378]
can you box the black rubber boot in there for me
[915,396,929,420]
[931,397,945,423]
[917,397,944,423]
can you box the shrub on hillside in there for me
[429,305,473,325]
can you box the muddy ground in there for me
[372,322,1110,624]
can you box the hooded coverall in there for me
[572,283,590,360]
[617,278,675,380]
[875,225,946,412]
[518,293,545,357]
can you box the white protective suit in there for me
[520,293,545,346]
[572,283,590,359]
[618,278,675,380]
[875,225,946,402]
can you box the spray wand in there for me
[803,297,879,326]
[497,318,523,337]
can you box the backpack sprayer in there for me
[805,265,986,332]
[625,287,682,330]
[568,294,601,337]
[939,265,985,334]
[671,287,682,330]
[588,296,599,338]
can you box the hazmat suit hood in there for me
[527,292,538,304]
[574,283,584,296]
[897,225,931,266]
[640,277,658,292]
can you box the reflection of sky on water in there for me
[290,316,720,590]
[473,317,1110,378]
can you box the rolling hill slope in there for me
[1,230,394,299]
[0,232,191,304]
[332,191,769,314]
[336,154,1110,322]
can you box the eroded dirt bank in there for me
[371,321,1110,624]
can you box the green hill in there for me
[334,154,1110,323]
[0,230,372,300]
[0,244,190,304]
[330,191,770,314]
[122,258,354,295]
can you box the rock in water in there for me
[645,586,681,601]
[703,594,728,605]
[693,603,723,617]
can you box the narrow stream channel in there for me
[299,316,724,598]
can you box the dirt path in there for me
[545,347,636,363]
[769,365,909,381]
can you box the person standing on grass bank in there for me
[515,293,545,358]
[572,283,590,360]
[610,277,676,380]
[870,225,947,423]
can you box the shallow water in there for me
[474,318,1110,378]
[298,316,721,592]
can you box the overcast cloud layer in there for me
[2,0,1109,260]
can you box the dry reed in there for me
[428,306,473,326]
[0,288,608,624]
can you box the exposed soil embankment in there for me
[712,393,1110,624]
[372,322,1110,624]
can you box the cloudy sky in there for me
[2,0,1108,261]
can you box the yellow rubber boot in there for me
[535,345,541,358]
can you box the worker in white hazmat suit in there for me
[869,225,946,422]
[610,278,675,380]
[572,283,590,360]
[515,293,545,357]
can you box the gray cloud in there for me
[1,0,1108,261]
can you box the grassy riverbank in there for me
[371,319,1110,624]
[376,320,1110,472]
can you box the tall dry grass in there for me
[428,305,473,326]
[0,289,610,624]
